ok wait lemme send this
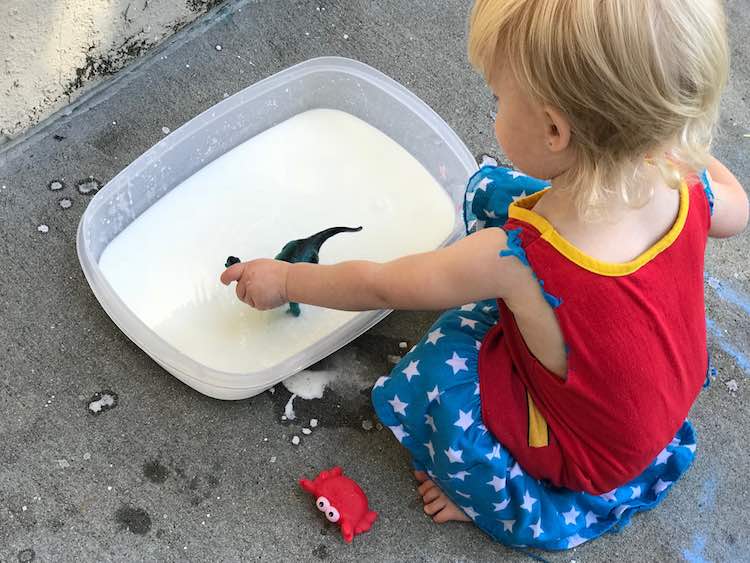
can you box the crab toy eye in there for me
[316,496,330,512]
[325,506,340,523]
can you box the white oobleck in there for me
[99,109,455,374]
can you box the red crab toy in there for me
[299,466,377,543]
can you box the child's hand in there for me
[220,259,290,310]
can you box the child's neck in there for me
[532,169,681,264]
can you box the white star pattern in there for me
[562,506,580,525]
[389,425,409,443]
[507,170,527,179]
[685,444,696,453]
[483,305,494,313]
[461,506,479,520]
[509,463,523,479]
[630,485,642,499]
[520,490,537,512]
[388,395,408,415]
[653,479,672,495]
[425,414,437,432]
[655,448,672,465]
[613,504,629,519]
[426,386,441,404]
[477,423,488,434]
[485,444,501,460]
[448,471,470,481]
[476,177,491,191]
[600,489,618,502]
[373,376,389,388]
[426,328,445,345]
[485,210,498,219]
[487,476,506,492]
[456,491,472,499]
[511,190,528,202]
[445,447,464,463]
[424,441,435,461]
[529,519,543,538]
[567,534,587,548]
[460,317,478,329]
[670,436,681,447]
[493,498,510,512]
[460,303,476,311]
[584,511,598,527]
[500,519,515,532]
[474,382,480,395]
[454,409,474,431]
[445,352,469,374]
[475,340,482,350]
[402,360,420,381]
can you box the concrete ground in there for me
[0,1,748,561]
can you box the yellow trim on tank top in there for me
[507,181,690,277]
[527,392,549,448]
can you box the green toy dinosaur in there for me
[225,226,362,317]
[275,226,363,316]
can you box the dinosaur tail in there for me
[307,226,363,251]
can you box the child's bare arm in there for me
[706,156,748,238]
[221,228,529,312]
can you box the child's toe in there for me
[433,505,470,524]
[424,496,447,515]
[417,479,435,495]
[422,487,442,503]
[413,470,429,483]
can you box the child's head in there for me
[469,0,729,215]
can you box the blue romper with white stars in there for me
[371,161,705,551]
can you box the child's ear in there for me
[543,105,572,153]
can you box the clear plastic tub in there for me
[77,56,477,400]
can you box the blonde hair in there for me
[469,0,729,217]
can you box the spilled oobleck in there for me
[98,109,456,374]
[283,370,338,400]
[281,369,338,419]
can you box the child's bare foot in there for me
[414,471,471,523]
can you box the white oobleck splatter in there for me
[88,393,116,413]
[281,369,338,419]
[282,370,337,400]
[283,393,298,420]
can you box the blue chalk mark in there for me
[705,275,750,318]
[699,477,717,510]
[706,318,750,375]
[683,534,711,563]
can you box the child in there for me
[221,0,747,550]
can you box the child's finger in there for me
[236,279,247,301]
[221,262,246,285]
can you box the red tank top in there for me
[479,176,711,494]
